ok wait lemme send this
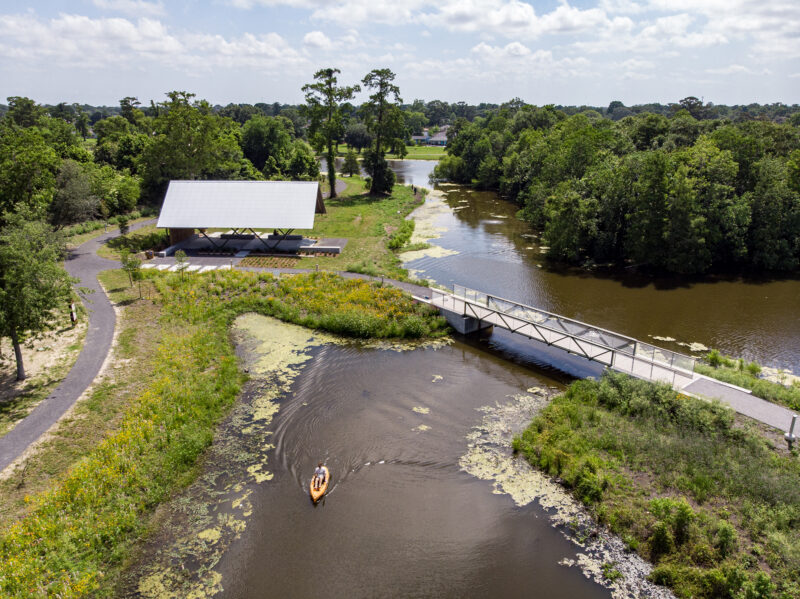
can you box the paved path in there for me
[0,219,156,473]
[682,376,796,431]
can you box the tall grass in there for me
[0,270,448,597]
[513,372,800,599]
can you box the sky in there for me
[0,0,798,107]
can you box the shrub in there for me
[388,219,414,250]
[715,521,736,558]
[650,521,674,559]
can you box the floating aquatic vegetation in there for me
[460,390,675,599]
[401,190,459,262]
[128,316,339,598]
[650,335,676,342]
[677,341,709,352]
[412,406,430,414]
[431,374,443,383]
[414,425,431,432]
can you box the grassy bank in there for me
[293,176,426,280]
[0,269,447,597]
[695,352,800,411]
[514,373,800,599]
[335,144,446,160]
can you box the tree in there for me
[138,91,248,204]
[120,249,142,287]
[286,140,319,180]
[302,68,360,198]
[342,150,360,177]
[344,122,372,153]
[0,123,59,222]
[174,249,188,278]
[240,115,292,172]
[678,96,706,120]
[5,96,45,128]
[49,160,100,229]
[117,214,130,235]
[119,96,141,125]
[360,68,404,194]
[74,106,89,140]
[0,213,74,380]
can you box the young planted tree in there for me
[0,213,74,380]
[360,69,405,194]
[302,68,360,198]
[120,249,142,287]
[342,150,360,177]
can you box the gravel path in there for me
[0,219,156,473]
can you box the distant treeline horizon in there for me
[1,97,799,130]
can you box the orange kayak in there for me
[310,466,330,503]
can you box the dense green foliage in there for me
[0,269,447,597]
[0,213,75,380]
[435,106,800,273]
[387,219,414,250]
[513,373,800,599]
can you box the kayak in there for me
[310,466,330,503]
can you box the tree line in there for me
[0,66,407,380]
[434,105,800,274]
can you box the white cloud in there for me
[303,30,332,49]
[0,13,306,72]
[600,0,644,14]
[424,0,611,38]
[92,0,166,17]
[647,0,800,56]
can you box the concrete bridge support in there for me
[441,308,494,335]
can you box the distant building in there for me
[410,125,449,146]
[429,126,449,146]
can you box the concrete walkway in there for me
[682,376,797,431]
[0,219,156,473]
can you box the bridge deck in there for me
[428,285,696,389]
[419,284,797,432]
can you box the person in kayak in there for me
[313,462,326,490]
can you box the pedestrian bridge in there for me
[418,284,696,389]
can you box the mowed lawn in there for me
[335,143,446,160]
[294,175,424,280]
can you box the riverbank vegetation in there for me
[696,351,800,411]
[0,268,446,596]
[513,373,800,599]
[434,105,800,274]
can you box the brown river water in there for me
[131,160,799,598]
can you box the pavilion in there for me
[156,180,327,254]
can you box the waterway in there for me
[388,160,800,373]
[131,159,799,598]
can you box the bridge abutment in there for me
[440,308,494,335]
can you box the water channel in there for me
[134,160,799,598]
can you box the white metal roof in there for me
[156,180,321,229]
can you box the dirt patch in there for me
[0,318,88,437]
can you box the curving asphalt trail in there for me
[0,219,156,473]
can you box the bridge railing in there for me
[450,284,695,377]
